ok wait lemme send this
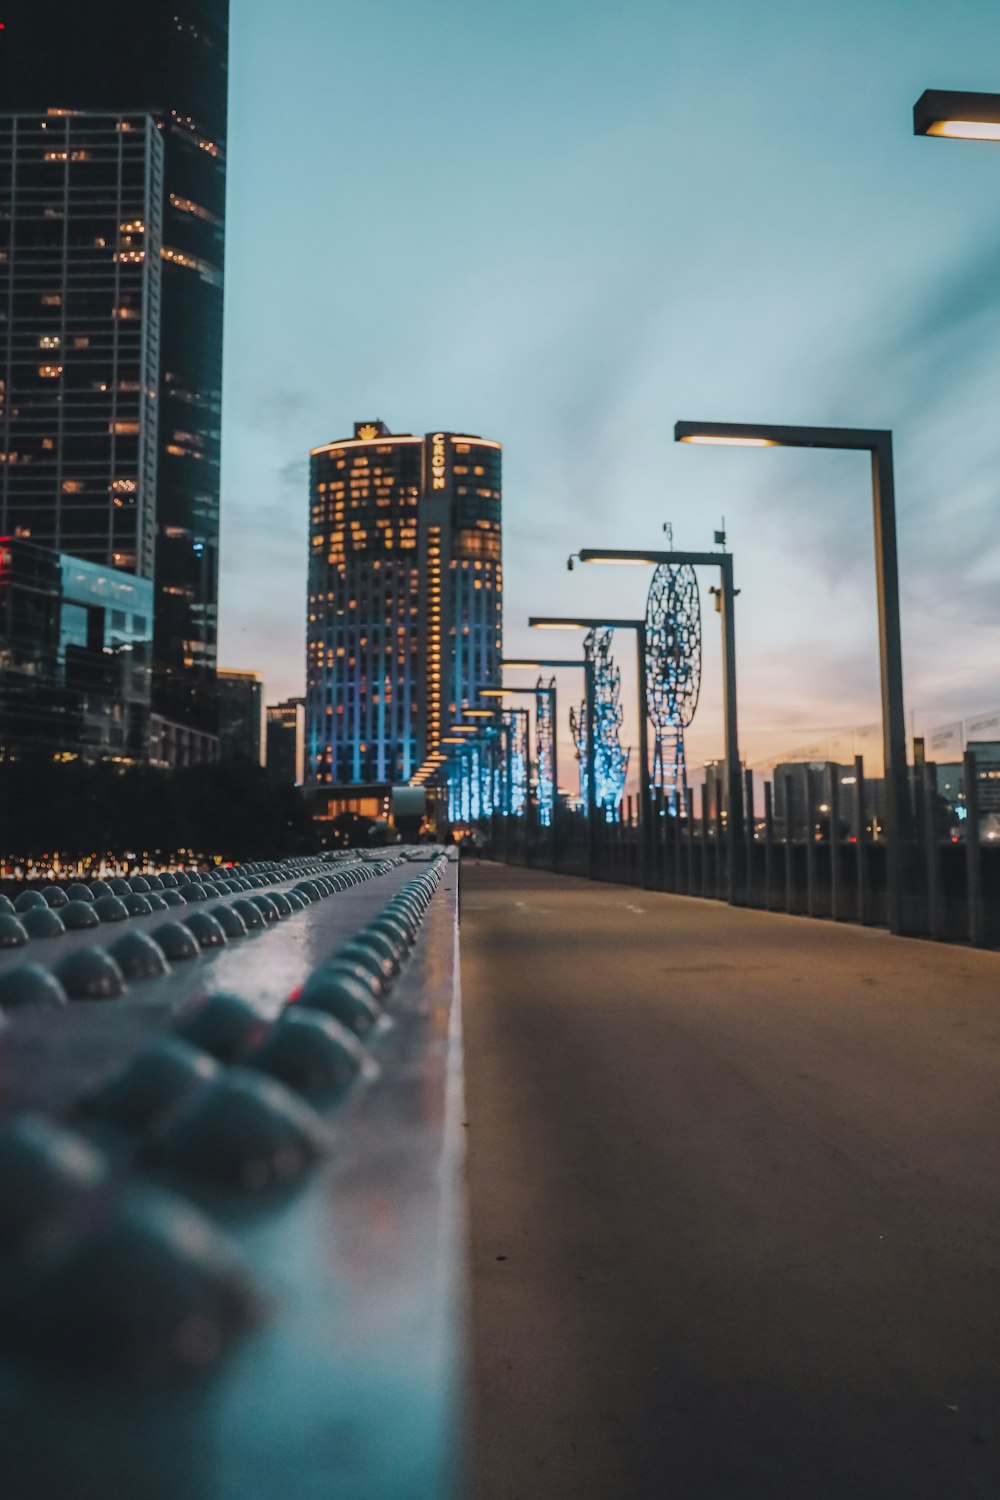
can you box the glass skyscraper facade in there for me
[0,0,228,718]
[306,421,502,802]
[0,113,163,579]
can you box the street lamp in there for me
[482,682,559,853]
[529,616,652,887]
[674,419,913,935]
[577,546,742,903]
[914,89,1000,142]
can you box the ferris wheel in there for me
[645,562,702,813]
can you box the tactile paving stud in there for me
[0,1115,108,1255]
[13,890,47,914]
[53,946,126,1001]
[159,873,178,889]
[145,875,164,892]
[144,892,169,913]
[21,905,67,939]
[177,883,209,904]
[42,886,69,909]
[65,883,95,903]
[249,893,280,923]
[82,1037,219,1130]
[183,910,228,950]
[364,919,411,963]
[336,937,395,988]
[175,992,267,1062]
[0,964,68,1010]
[128,876,151,894]
[160,889,186,908]
[109,930,171,982]
[61,900,101,931]
[15,1186,261,1379]
[147,1068,329,1193]
[231,897,265,931]
[207,903,246,939]
[246,1007,365,1099]
[123,893,153,917]
[268,892,294,919]
[107,878,131,896]
[150,921,200,963]
[0,895,14,916]
[93,894,130,924]
[296,968,380,1037]
[0,915,29,949]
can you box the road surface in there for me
[461,861,1000,1499]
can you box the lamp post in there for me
[674,419,913,935]
[500,657,592,874]
[481,683,557,868]
[914,89,1000,142]
[576,547,743,903]
[529,617,652,888]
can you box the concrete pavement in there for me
[461,861,1000,1499]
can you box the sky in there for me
[218,0,1000,784]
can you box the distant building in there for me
[217,669,264,764]
[267,697,304,787]
[305,420,502,816]
[934,742,1000,828]
[772,761,886,836]
[0,536,152,761]
[149,712,218,770]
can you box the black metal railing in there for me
[479,749,997,949]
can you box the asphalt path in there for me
[461,861,1000,1500]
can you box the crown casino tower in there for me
[0,1,228,729]
[306,421,503,816]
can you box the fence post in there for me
[773,780,779,906]
[855,755,867,926]
[805,767,816,918]
[744,768,755,908]
[829,769,841,922]
[713,776,724,900]
[964,748,983,948]
[923,760,941,942]
[701,783,710,898]
[685,786,695,895]
[784,772,795,914]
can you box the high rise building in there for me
[217,668,264,764]
[306,420,502,811]
[0,0,229,720]
[267,698,305,788]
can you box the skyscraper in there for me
[306,421,502,812]
[0,0,229,722]
[217,668,265,764]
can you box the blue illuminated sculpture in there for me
[535,683,555,828]
[571,629,628,820]
[645,561,702,815]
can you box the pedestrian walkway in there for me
[461,862,1000,1500]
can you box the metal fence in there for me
[483,747,998,949]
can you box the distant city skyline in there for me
[218,0,1000,777]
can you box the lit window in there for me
[38,365,63,378]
